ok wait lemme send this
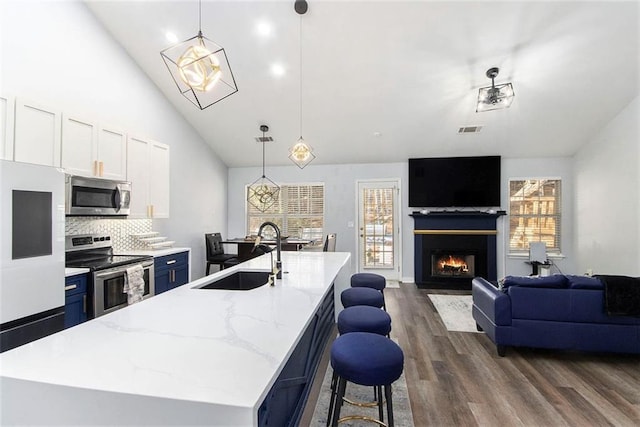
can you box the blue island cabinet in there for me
[154,251,189,295]
[258,284,335,426]
[64,274,88,329]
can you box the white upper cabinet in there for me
[61,114,127,181]
[0,95,15,160]
[97,126,127,181]
[13,98,61,167]
[61,115,98,177]
[127,135,170,218]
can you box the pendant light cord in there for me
[299,15,303,139]
[262,133,266,178]
[198,0,202,33]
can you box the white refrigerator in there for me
[0,160,65,352]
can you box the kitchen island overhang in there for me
[0,251,351,426]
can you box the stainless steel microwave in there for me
[65,175,131,216]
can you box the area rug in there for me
[386,280,400,289]
[428,294,480,333]
[310,359,414,426]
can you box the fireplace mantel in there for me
[411,211,504,289]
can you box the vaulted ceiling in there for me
[86,0,639,168]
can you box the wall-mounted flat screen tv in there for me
[408,155,501,208]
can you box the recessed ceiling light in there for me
[271,63,286,77]
[256,21,273,38]
[165,31,178,44]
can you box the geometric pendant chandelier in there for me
[476,67,515,113]
[247,125,280,212]
[160,0,238,110]
[288,0,316,169]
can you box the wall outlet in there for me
[586,268,593,277]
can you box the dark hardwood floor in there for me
[301,283,640,426]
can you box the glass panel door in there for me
[357,180,400,280]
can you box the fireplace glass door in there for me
[431,253,475,278]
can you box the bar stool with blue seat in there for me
[327,332,404,426]
[351,272,387,310]
[337,305,391,337]
[340,287,384,309]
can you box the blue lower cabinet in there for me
[154,251,189,295]
[64,274,88,329]
[258,285,335,426]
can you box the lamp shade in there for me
[477,82,515,112]
[161,32,238,110]
[289,138,315,169]
[247,176,280,212]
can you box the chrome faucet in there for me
[255,221,282,279]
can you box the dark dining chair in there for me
[205,233,238,275]
[323,233,337,252]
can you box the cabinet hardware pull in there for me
[166,260,177,265]
[99,161,104,176]
[93,160,98,176]
[83,295,87,313]
[150,205,154,217]
[65,284,77,291]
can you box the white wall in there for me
[574,96,639,276]
[228,157,576,281]
[1,0,227,279]
[228,163,409,278]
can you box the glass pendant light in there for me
[248,125,280,212]
[289,1,315,168]
[160,0,238,110]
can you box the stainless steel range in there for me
[65,234,154,318]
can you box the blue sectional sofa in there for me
[472,274,640,356]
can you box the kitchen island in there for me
[0,251,350,426]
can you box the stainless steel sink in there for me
[198,270,271,291]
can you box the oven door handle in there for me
[94,263,152,279]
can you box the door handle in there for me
[114,186,122,213]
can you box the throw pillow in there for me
[566,275,603,290]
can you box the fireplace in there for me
[411,212,503,289]
[431,252,475,278]
[420,233,488,288]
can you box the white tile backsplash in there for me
[65,217,152,252]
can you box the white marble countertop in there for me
[64,267,90,277]
[0,251,351,426]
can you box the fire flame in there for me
[438,255,469,272]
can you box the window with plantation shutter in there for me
[509,179,561,254]
[247,183,324,243]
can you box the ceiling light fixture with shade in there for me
[288,0,316,169]
[247,125,281,213]
[476,67,515,113]
[160,0,238,110]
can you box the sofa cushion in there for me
[508,287,572,321]
[566,275,603,290]
[502,274,568,289]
